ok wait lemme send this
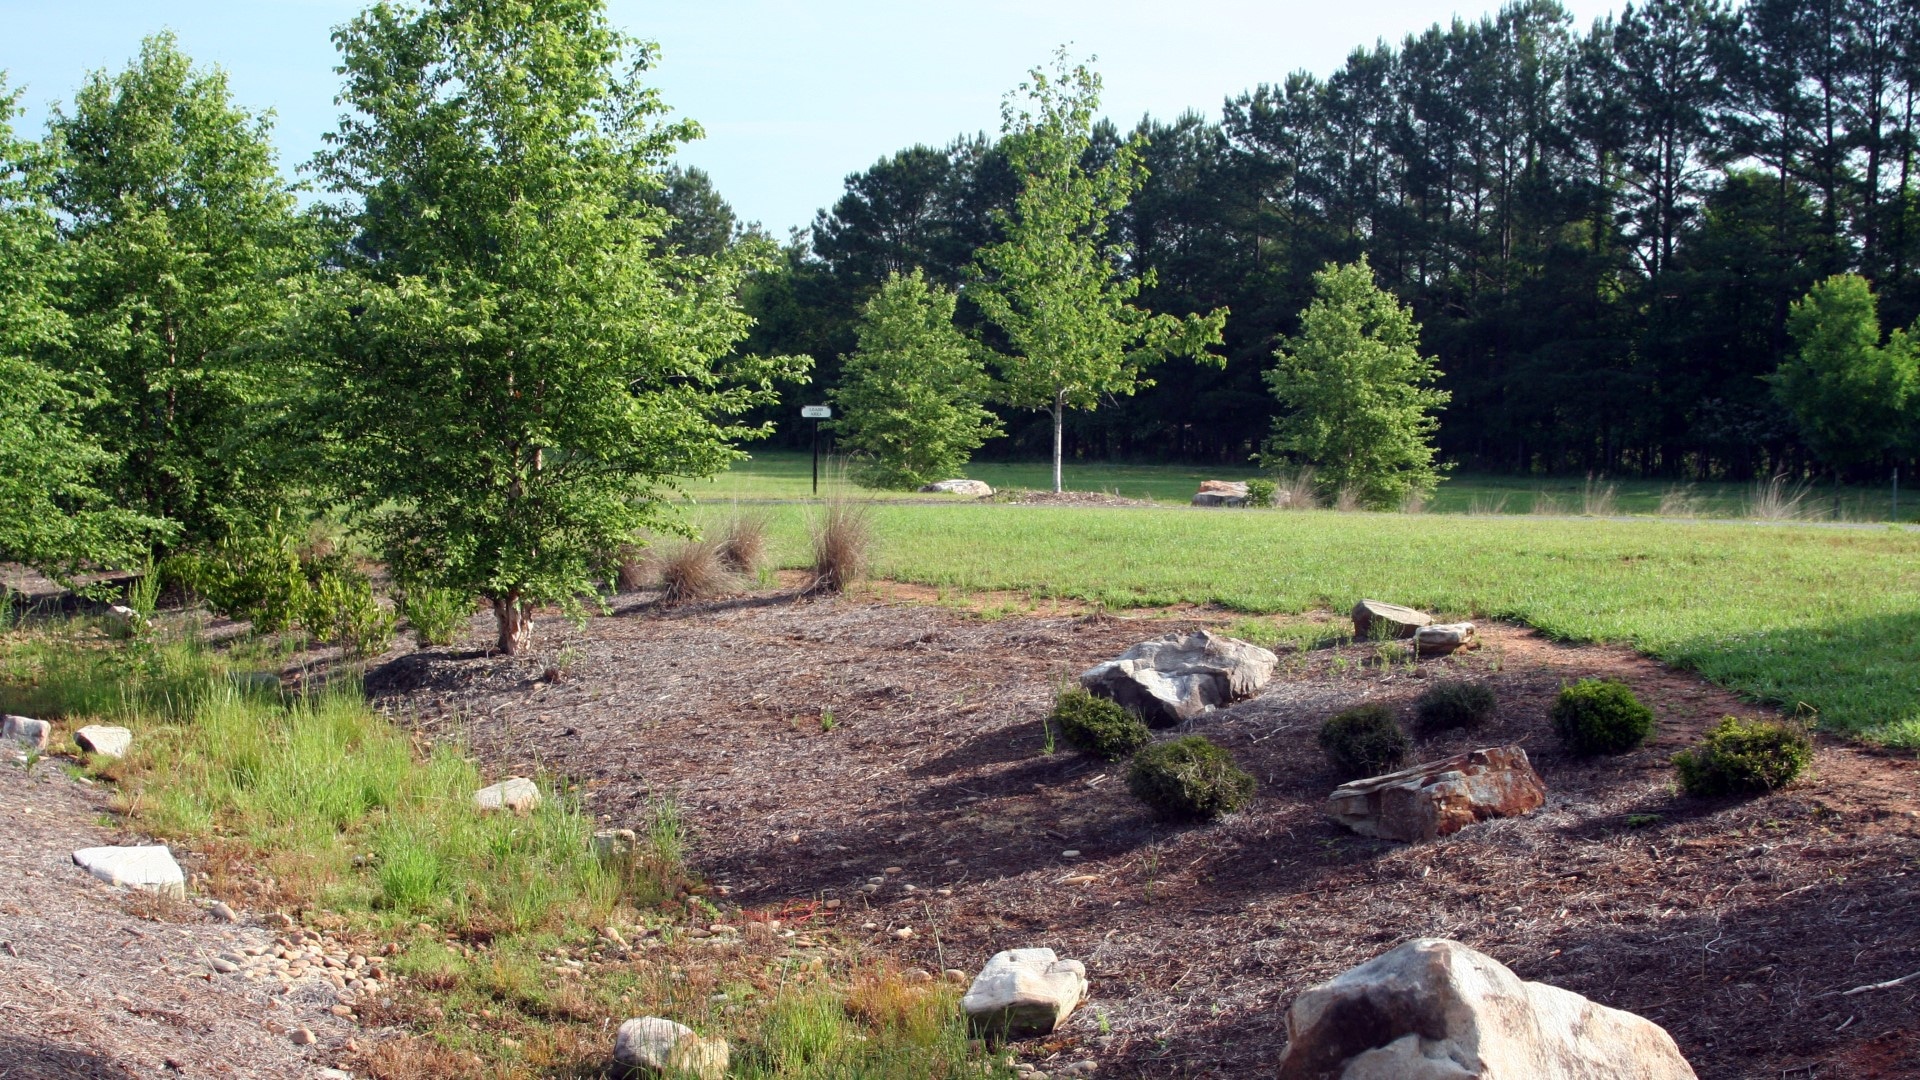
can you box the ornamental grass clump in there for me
[808,502,873,594]
[1318,704,1411,779]
[655,538,736,606]
[1414,679,1497,734]
[716,513,770,576]
[1673,717,1812,796]
[1127,736,1255,820]
[1051,689,1150,760]
[1552,678,1654,756]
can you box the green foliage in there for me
[970,50,1226,493]
[297,570,395,657]
[1552,679,1655,756]
[1317,704,1412,778]
[1051,688,1151,760]
[167,533,309,632]
[1262,258,1451,510]
[400,586,470,647]
[832,269,1001,490]
[1772,274,1917,473]
[1244,478,1278,508]
[46,33,313,548]
[0,79,169,579]
[1126,735,1255,820]
[1672,716,1812,796]
[1414,679,1497,733]
[296,0,806,653]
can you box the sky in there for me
[2,1,1620,236]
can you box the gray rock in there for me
[474,777,541,813]
[1351,599,1433,640]
[71,845,186,899]
[2,715,50,752]
[103,604,148,639]
[593,828,639,860]
[1414,622,1477,657]
[1191,480,1249,507]
[961,948,1088,1040]
[75,725,132,759]
[919,479,995,497]
[1080,631,1278,727]
[613,1016,729,1079]
[1276,938,1697,1080]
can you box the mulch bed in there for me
[363,589,1920,1079]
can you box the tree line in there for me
[742,0,1920,482]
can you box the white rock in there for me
[918,479,995,497]
[473,776,541,813]
[613,1016,729,1079]
[103,604,148,638]
[1276,938,1697,1080]
[71,845,186,899]
[1080,631,1277,726]
[75,725,132,759]
[961,948,1088,1040]
[2,715,50,751]
[1351,599,1433,640]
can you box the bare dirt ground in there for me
[357,587,1920,1079]
[0,763,358,1079]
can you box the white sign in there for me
[801,405,831,419]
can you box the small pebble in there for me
[1061,850,1081,858]
[290,1027,316,1046]
[210,958,238,974]
[891,926,914,940]
[207,901,239,923]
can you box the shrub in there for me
[717,513,770,576]
[656,539,736,605]
[1414,680,1497,733]
[400,586,470,647]
[808,502,872,594]
[299,571,395,656]
[1245,478,1277,508]
[1318,704,1411,779]
[1551,679,1654,756]
[1673,717,1812,796]
[1127,736,1255,820]
[167,535,308,632]
[1052,689,1150,760]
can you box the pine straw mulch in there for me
[363,589,1920,1080]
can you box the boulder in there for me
[1351,599,1432,640]
[103,604,147,639]
[474,777,541,813]
[919,479,995,497]
[71,845,186,899]
[1192,480,1250,507]
[1414,622,1477,657]
[1080,631,1278,727]
[961,948,1088,1040]
[613,1016,729,1079]
[3,714,50,751]
[75,725,132,759]
[1276,938,1697,1080]
[593,828,640,860]
[1326,746,1546,843]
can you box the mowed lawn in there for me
[696,501,1920,747]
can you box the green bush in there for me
[299,571,395,656]
[1052,689,1151,760]
[1245,478,1278,508]
[1673,717,1812,796]
[401,586,471,647]
[1551,679,1654,756]
[168,535,309,632]
[1126,736,1255,820]
[1318,704,1411,778]
[1414,679,1497,733]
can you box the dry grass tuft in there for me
[1332,486,1363,513]
[1468,492,1510,516]
[1657,484,1702,517]
[1530,491,1566,515]
[1273,468,1319,510]
[1747,474,1813,521]
[1581,476,1618,516]
[614,543,650,593]
[717,513,771,576]
[656,538,738,605]
[808,502,873,594]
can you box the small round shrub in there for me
[1673,717,1812,796]
[1245,478,1278,508]
[1414,679,1497,733]
[1127,736,1255,820]
[1551,679,1655,756]
[1052,689,1151,760]
[1318,704,1411,779]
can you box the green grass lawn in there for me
[697,451,1911,520]
[700,501,1920,748]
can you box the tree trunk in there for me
[492,593,533,655]
[1052,393,1065,494]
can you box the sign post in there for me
[801,405,831,495]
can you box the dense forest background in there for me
[716,0,1920,481]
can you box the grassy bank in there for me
[0,626,998,1078]
[701,502,1920,747]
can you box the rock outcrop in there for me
[1080,631,1277,726]
[961,948,1088,1040]
[1325,746,1545,842]
[1192,480,1249,507]
[1351,600,1433,640]
[1277,938,1697,1079]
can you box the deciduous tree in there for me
[1772,273,1917,477]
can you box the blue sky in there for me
[3,1,1619,236]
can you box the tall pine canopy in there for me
[299,0,804,653]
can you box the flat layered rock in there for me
[71,844,186,899]
[961,948,1088,1040]
[1326,746,1545,843]
[473,776,541,813]
[613,1016,728,1079]
[1192,480,1249,507]
[75,725,132,759]
[1277,938,1697,1079]
[1080,631,1278,727]
[1414,622,1477,657]
[1351,599,1432,640]
[919,479,994,497]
